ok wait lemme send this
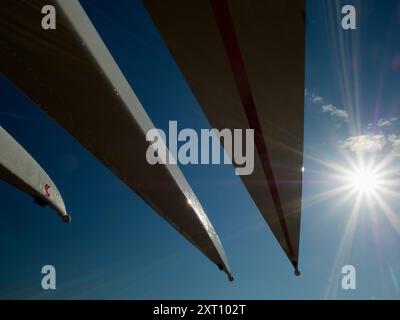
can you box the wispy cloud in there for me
[306,91,400,157]
[305,90,324,104]
[321,104,350,122]
[341,134,400,157]
[341,135,386,154]
[306,90,349,123]
[388,134,400,146]
[312,95,324,103]
[377,117,398,128]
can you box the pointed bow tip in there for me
[62,214,71,224]
[217,264,234,281]
[292,261,301,276]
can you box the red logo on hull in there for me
[45,184,51,197]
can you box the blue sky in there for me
[0,0,399,299]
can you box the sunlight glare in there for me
[350,167,380,194]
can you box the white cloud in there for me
[305,90,324,104]
[322,104,349,122]
[341,135,386,154]
[377,117,398,128]
[341,134,400,157]
[388,134,400,146]
[306,92,350,122]
[312,95,323,103]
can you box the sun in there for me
[349,166,381,194]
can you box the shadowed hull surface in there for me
[144,0,305,272]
